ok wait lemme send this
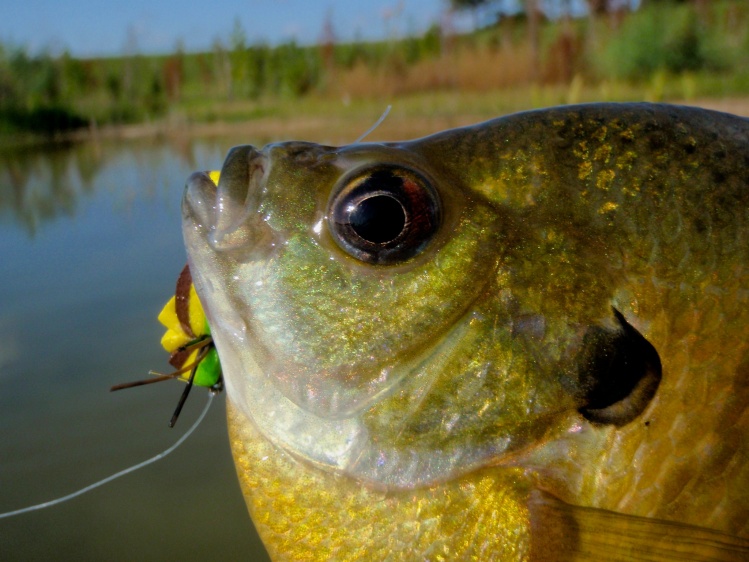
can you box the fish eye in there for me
[327,165,441,264]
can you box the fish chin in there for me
[183,239,528,488]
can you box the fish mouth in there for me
[183,146,269,252]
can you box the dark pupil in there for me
[350,195,406,244]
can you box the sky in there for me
[1,0,458,57]
[0,0,616,58]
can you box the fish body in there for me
[182,103,749,559]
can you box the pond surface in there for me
[0,134,283,561]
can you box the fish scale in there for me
[589,303,749,529]
[228,403,533,561]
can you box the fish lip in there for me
[183,146,270,251]
[183,171,218,236]
[212,146,268,249]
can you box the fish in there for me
[181,103,749,560]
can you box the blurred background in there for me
[0,0,746,560]
[2,0,748,144]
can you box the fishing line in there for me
[0,392,215,520]
[354,105,392,143]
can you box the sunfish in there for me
[182,103,749,560]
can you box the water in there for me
[0,136,271,561]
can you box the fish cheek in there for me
[576,308,662,426]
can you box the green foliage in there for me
[0,105,87,134]
[450,0,490,10]
[246,45,270,99]
[0,47,89,134]
[0,44,173,134]
[594,2,738,80]
[334,35,373,69]
[270,41,322,98]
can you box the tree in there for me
[526,0,540,81]
[229,17,248,99]
[450,0,489,8]
[319,9,336,71]
[588,0,609,14]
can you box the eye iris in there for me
[349,195,406,244]
[327,164,441,264]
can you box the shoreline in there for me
[3,97,749,150]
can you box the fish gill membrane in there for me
[183,103,749,561]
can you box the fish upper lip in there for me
[183,171,218,235]
[213,147,268,248]
[183,147,270,252]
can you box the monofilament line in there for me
[0,392,215,520]
[355,105,392,143]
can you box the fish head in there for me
[182,134,659,489]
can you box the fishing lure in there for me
[111,262,223,427]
